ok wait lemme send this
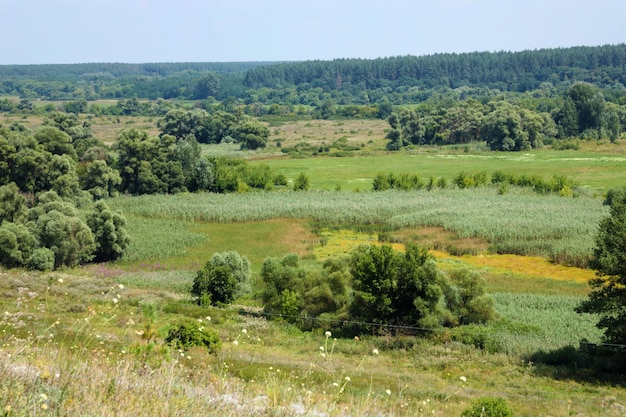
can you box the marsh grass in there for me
[109,188,606,267]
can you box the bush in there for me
[86,200,130,262]
[26,248,55,271]
[191,251,251,306]
[165,319,221,353]
[461,397,515,417]
[293,172,309,191]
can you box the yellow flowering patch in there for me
[314,229,593,283]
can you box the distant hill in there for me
[244,44,626,92]
[1,44,625,101]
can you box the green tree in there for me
[293,172,309,191]
[34,126,77,160]
[193,73,220,99]
[349,244,398,324]
[576,193,626,346]
[158,108,212,143]
[191,251,251,305]
[232,119,270,150]
[86,201,130,263]
[0,182,28,224]
[27,192,95,268]
[80,160,121,199]
[567,82,605,135]
[482,102,530,151]
[260,253,305,316]
[0,222,37,268]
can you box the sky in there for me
[1,0,625,65]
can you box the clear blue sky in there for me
[1,0,624,65]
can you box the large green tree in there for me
[577,192,626,346]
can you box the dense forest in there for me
[1,44,626,151]
[1,44,626,103]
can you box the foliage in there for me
[350,243,453,329]
[461,397,516,417]
[80,160,121,199]
[26,192,95,268]
[0,221,36,267]
[165,319,221,353]
[293,172,309,191]
[191,251,251,305]
[444,269,495,326]
[576,192,626,346]
[260,253,350,327]
[25,247,55,271]
[0,182,28,223]
[86,201,130,263]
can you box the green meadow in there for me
[2,114,626,416]
[253,148,626,193]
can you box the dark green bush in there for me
[461,397,515,417]
[165,319,221,353]
[26,248,55,271]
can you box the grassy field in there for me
[2,114,626,416]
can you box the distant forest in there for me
[1,44,625,103]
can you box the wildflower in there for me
[233,340,239,346]
[112,298,118,304]
[241,329,247,334]
[118,284,124,290]
[386,389,392,395]
[41,404,48,410]
[206,316,211,322]
[333,382,339,387]
[57,278,64,284]
[344,376,350,382]
[459,376,467,383]
[319,346,325,351]
[325,331,332,338]
[39,394,48,401]
[372,348,379,355]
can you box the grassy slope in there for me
[2,115,626,415]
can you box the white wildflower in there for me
[459,376,467,383]
[372,348,379,355]
[386,389,392,395]
[325,331,332,338]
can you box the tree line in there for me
[385,82,624,150]
[2,44,626,105]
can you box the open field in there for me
[2,113,626,416]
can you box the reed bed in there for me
[108,188,606,266]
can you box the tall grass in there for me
[109,188,606,266]
[485,293,603,356]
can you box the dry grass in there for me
[89,115,159,145]
[268,119,388,149]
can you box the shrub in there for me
[191,251,251,306]
[461,397,515,417]
[165,319,221,353]
[26,248,55,271]
[293,172,310,191]
[87,200,130,262]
